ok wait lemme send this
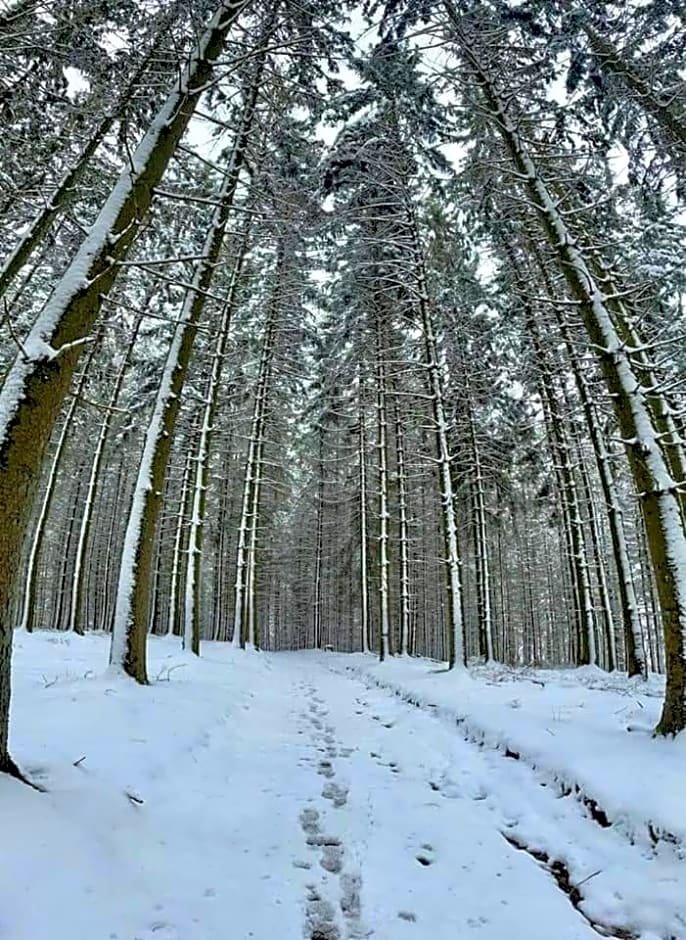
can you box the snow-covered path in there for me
[2,635,684,939]
[316,659,686,940]
[290,662,600,940]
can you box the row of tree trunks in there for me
[443,2,686,733]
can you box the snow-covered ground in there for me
[2,633,685,940]
[342,654,686,846]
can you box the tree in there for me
[0,0,250,778]
[441,0,686,732]
[110,37,266,681]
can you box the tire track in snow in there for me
[329,661,686,940]
[356,665,682,854]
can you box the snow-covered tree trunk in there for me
[169,443,194,640]
[110,51,262,680]
[596,270,686,528]
[504,234,626,668]
[232,305,277,649]
[68,307,148,635]
[312,431,325,650]
[105,448,136,632]
[393,398,411,656]
[183,228,250,653]
[576,437,617,671]
[358,390,370,654]
[468,408,493,662]
[212,453,236,641]
[406,212,465,669]
[545,267,646,675]
[244,424,267,649]
[17,342,97,633]
[374,311,391,661]
[532,323,597,666]
[52,458,90,629]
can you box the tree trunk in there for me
[17,346,96,632]
[358,382,371,653]
[69,305,149,634]
[409,220,465,669]
[232,291,278,649]
[110,52,261,680]
[184,226,251,653]
[393,399,411,656]
[374,310,391,661]
[169,442,195,639]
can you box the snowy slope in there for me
[2,634,684,940]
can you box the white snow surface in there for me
[2,634,685,940]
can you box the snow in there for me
[343,655,686,847]
[63,66,90,100]
[2,633,685,940]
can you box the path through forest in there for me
[2,634,684,940]
[292,663,601,940]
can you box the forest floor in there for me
[1,633,685,940]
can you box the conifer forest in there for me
[1,2,686,939]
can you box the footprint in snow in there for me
[322,781,348,807]
[304,886,341,940]
[307,832,342,849]
[300,807,321,833]
[317,760,335,779]
[416,843,435,867]
[435,776,460,799]
[340,872,362,921]
[468,785,489,801]
[321,843,344,873]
